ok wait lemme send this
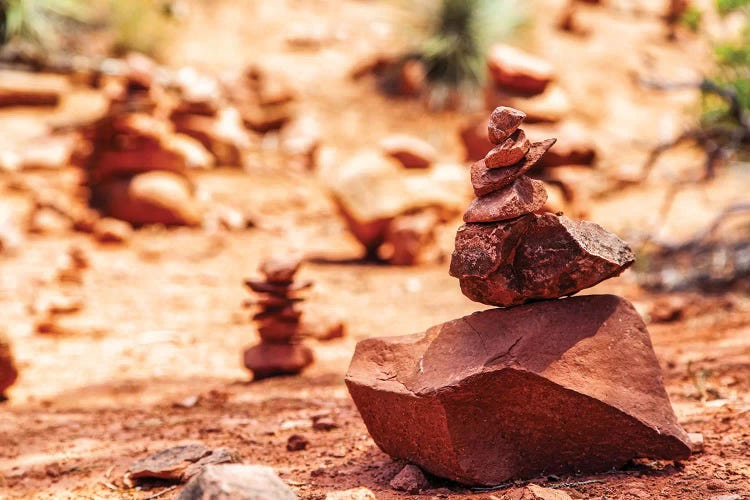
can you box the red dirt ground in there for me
[1,0,749,498]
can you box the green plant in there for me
[404,0,526,109]
[0,0,90,48]
[107,0,174,59]
[680,5,703,32]
[701,2,750,132]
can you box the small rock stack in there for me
[346,107,692,486]
[242,256,314,380]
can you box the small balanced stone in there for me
[472,139,557,196]
[488,106,526,144]
[463,176,547,223]
[484,129,531,168]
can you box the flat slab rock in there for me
[345,295,691,486]
[128,444,239,483]
[178,464,297,500]
[450,213,635,306]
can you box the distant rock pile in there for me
[242,256,314,379]
[0,333,18,399]
[346,106,691,486]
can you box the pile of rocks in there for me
[242,256,314,379]
[346,106,692,486]
[0,333,18,400]
[76,62,207,226]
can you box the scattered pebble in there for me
[389,464,430,494]
[286,434,309,452]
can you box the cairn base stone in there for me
[345,295,691,486]
[244,343,313,380]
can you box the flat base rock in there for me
[450,213,635,306]
[244,343,314,380]
[346,295,691,486]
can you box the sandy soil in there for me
[1,0,749,499]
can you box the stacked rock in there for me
[346,106,692,486]
[242,256,314,380]
[75,58,206,227]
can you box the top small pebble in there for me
[488,106,526,144]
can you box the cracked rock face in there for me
[463,176,547,223]
[345,295,692,486]
[450,213,635,306]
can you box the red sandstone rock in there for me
[380,135,436,169]
[488,106,526,144]
[345,295,691,486]
[484,129,531,168]
[0,334,18,398]
[389,464,430,494]
[92,217,133,243]
[383,209,440,265]
[286,434,309,451]
[463,176,548,223]
[449,213,635,306]
[487,45,554,95]
[243,343,313,379]
[260,256,302,283]
[471,139,556,196]
[97,171,201,227]
[460,117,492,162]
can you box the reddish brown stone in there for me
[128,444,239,483]
[0,334,18,397]
[243,279,312,296]
[484,129,531,168]
[92,217,133,244]
[345,295,691,486]
[460,117,493,162]
[257,318,300,343]
[450,213,635,306]
[488,106,526,144]
[260,256,302,283]
[463,176,547,223]
[243,343,313,380]
[487,45,554,95]
[380,135,436,169]
[472,139,556,196]
[96,171,201,227]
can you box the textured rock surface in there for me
[389,464,431,493]
[450,213,635,306]
[178,464,297,500]
[0,333,18,397]
[488,107,526,144]
[345,295,692,486]
[471,139,556,196]
[128,444,239,483]
[463,177,547,223]
[484,129,531,168]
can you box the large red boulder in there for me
[346,295,691,486]
[449,213,635,306]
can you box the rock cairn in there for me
[346,106,692,486]
[242,256,314,379]
[76,65,203,227]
